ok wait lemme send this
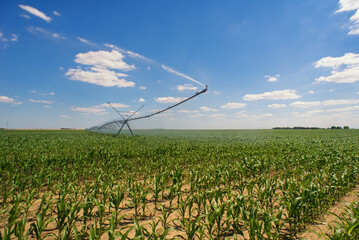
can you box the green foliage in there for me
[0,129,359,238]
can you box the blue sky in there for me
[1,0,359,129]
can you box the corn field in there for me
[1,129,359,239]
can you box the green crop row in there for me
[0,129,359,239]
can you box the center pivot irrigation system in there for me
[96,85,208,136]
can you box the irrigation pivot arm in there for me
[129,85,208,121]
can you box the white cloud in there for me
[161,65,205,87]
[264,74,280,82]
[0,96,22,104]
[28,99,54,104]
[104,43,152,63]
[235,111,273,118]
[315,53,359,83]
[43,105,51,108]
[139,86,147,90]
[74,50,135,71]
[26,27,65,40]
[221,102,247,109]
[60,115,70,119]
[0,32,19,42]
[243,89,301,101]
[138,98,145,102]
[155,97,185,103]
[31,90,55,96]
[336,0,359,35]
[293,105,359,118]
[77,37,97,46]
[10,34,18,42]
[214,91,221,95]
[309,90,315,94]
[51,33,65,39]
[21,14,30,19]
[178,109,199,113]
[53,11,61,16]
[177,84,198,92]
[268,104,286,108]
[18,5,52,22]
[100,103,129,108]
[261,114,273,117]
[209,114,226,118]
[200,106,218,112]
[292,110,325,118]
[291,99,359,108]
[327,105,359,112]
[59,67,64,71]
[65,67,135,87]
[322,99,359,105]
[189,114,204,118]
[290,101,321,108]
[71,107,107,115]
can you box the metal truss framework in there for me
[97,85,208,136]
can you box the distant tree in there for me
[331,126,336,129]
[336,126,342,129]
[344,126,349,129]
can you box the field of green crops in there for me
[1,129,359,239]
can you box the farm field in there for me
[1,129,359,239]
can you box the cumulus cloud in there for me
[290,101,321,108]
[327,105,359,112]
[139,86,147,90]
[0,96,22,104]
[235,111,273,118]
[292,110,325,118]
[322,99,359,105]
[309,90,315,94]
[268,104,286,108]
[0,32,19,42]
[60,115,70,118]
[177,84,198,92]
[264,74,280,82]
[336,0,359,35]
[138,98,145,102]
[189,114,204,118]
[53,11,61,16]
[221,102,247,109]
[200,106,218,112]
[293,105,359,118]
[31,90,55,96]
[28,99,54,104]
[178,109,199,113]
[74,50,135,71]
[209,114,226,118]
[100,103,129,108]
[243,89,301,101]
[18,5,52,22]
[66,67,135,87]
[71,107,107,115]
[290,99,359,108]
[155,97,185,103]
[315,53,359,83]
[214,91,221,95]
